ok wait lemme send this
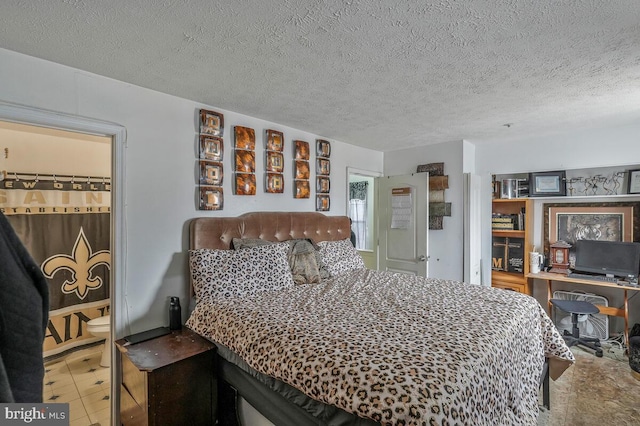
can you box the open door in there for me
[348,169,381,269]
[377,173,429,276]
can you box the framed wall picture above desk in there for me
[528,271,640,347]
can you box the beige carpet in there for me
[540,346,640,425]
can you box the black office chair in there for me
[550,298,603,357]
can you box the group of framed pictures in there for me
[196,108,333,209]
[316,139,331,211]
[198,109,224,210]
[293,140,311,199]
[234,125,257,196]
[265,129,285,193]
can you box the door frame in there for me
[0,101,126,423]
[347,167,382,269]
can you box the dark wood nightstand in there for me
[115,327,216,426]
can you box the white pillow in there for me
[189,243,294,300]
[318,238,366,276]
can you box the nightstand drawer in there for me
[120,384,146,426]
[122,353,147,406]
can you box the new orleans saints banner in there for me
[1,175,110,360]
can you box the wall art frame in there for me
[294,140,310,160]
[316,195,330,211]
[199,160,223,186]
[265,173,284,193]
[316,139,331,158]
[199,135,223,161]
[199,186,223,210]
[317,158,330,176]
[294,180,310,199]
[316,176,330,193]
[234,126,256,150]
[235,173,256,195]
[199,109,224,136]
[266,129,284,152]
[543,201,640,265]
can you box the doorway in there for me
[0,101,126,424]
[347,168,381,269]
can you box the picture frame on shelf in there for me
[266,129,284,152]
[529,170,566,197]
[199,135,223,161]
[199,160,223,186]
[265,173,284,193]
[199,186,223,210]
[199,109,223,136]
[628,169,640,194]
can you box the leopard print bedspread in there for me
[187,269,574,425]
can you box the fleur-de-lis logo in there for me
[42,227,111,300]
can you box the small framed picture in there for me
[316,158,330,176]
[294,160,310,180]
[316,195,330,211]
[316,139,331,158]
[199,186,223,210]
[266,129,284,152]
[234,150,256,173]
[265,173,284,193]
[294,180,310,199]
[235,173,256,195]
[199,109,224,136]
[628,169,640,194]
[234,126,256,150]
[316,176,330,193]
[266,152,284,173]
[294,140,310,160]
[529,170,566,197]
[199,135,223,161]
[199,160,223,185]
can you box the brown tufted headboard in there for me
[190,211,351,250]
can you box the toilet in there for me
[86,315,111,367]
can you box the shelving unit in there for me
[491,198,533,294]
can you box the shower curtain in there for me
[1,174,110,361]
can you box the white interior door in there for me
[377,173,429,276]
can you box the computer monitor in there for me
[573,239,640,278]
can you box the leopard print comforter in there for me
[187,269,574,425]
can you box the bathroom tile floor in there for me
[43,346,110,426]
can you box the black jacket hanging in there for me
[0,211,49,403]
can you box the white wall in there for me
[384,140,464,281]
[0,48,384,335]
[473,123,640,329]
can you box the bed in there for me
[186,211,574,426]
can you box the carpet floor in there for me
[540,345,640,425]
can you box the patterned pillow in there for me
[189,243,294,300]
[318,238,366,276]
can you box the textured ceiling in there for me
[1,0,640,152]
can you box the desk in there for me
[528,271,640,346]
